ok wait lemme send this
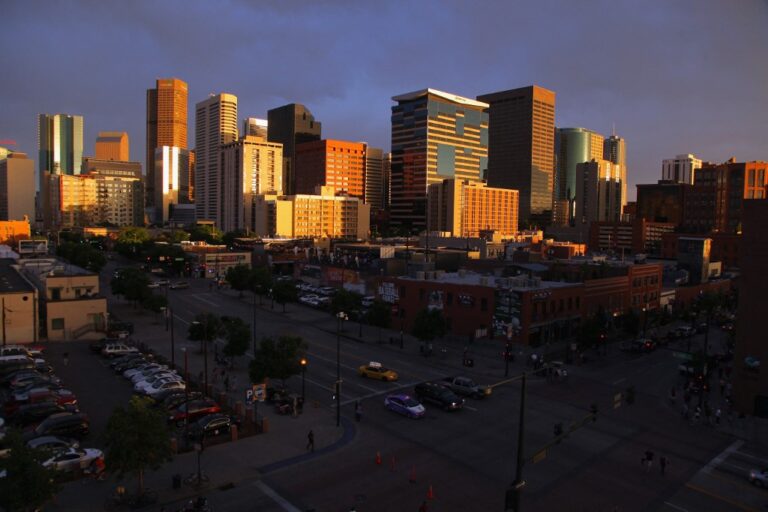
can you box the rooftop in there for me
[0,259,36,293]
[396,271,577,291]
[392,88,489,109]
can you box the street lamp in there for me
[191,319,210,394]
[167,306,175,369]
[300,357,307,403]
[335,311,348,427]
[252,291,257,358]
[182,348,189,443]
[270,288,274,310]
[642,306,648,338]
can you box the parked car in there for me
[113,357,149,373]
[168,399,221,426]
[129,366,172,383]
[101,344,139,358]
[414,382,464,411]
[125,364,166,380]
[134,374,182,394]
[90,338,122,354]
[23,412,90,441]
[358,361,398,382]
[144,380,185,397]
[1,369,41,386]
[155,391,202,411]
[384,394,425,419]
[42,447,103,472]
[678,326,696,337]
[9,402,74,428]
[187,413,236,440]
[749,468,768,487]
[4,388,77,416]
[9,373,61,390]
[26,435,80,452]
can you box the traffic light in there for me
[589,404,598,422]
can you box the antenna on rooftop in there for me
[611,123,616,137]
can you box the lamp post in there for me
[252,291,257,357]
[641,306,648,338]
[182,347,189,443]
[192,318,210,394]
[270,288,274,310]
[300,357,307,403]
[335,311,348,427]
[506,372,527,512]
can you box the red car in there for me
[4,388,77,416]
[168,399,221,426]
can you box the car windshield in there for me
[403,397,420,407]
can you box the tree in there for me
[225,264,252,298]
[249,335,307,386]
[620,310,640,337]
[367,300,392,343]
[110,268,151,307]
[222,229,247,248]
[330,289,362,315]
[0,430,59,512]
[56,241,107,273]
[189,225,223,244]
[115,227,150,258]
[220,316,250,362]
[187,312,222,353]
[141,293,168,314]
[249,266,272,305]
[272,280,297,312]
[411,308,447,345]
[104,396,173,496]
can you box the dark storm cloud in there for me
[1,0,766,197]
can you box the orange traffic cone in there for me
[409,465,416,483]
[427,484,434,500]
[375,451,381,465]
[390,455,396,472]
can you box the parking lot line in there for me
[254,480,302,512]
[735,450,768,465]
[684,483,760,512]
[703,439,744,474]
[663,501,689,512]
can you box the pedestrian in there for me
[419,500,428,512]
[660,456,668,475]
[715,408,721,425]
[306,430,315,452]
[63,352,69,367]
[694,406,701,423]
[355,400,363,422]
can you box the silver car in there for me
[42,447,103,472]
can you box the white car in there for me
[134,374,181,393]
[101,344,138,358]
[144,380,185,397]
[125,364,166,380]
[749,468,768,486]
[129,366,170,383]
[27,435,80,452]
[42,447,103,472]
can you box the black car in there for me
[23,412,90,441]
[113,357,149,374]
[10,402,74,428]
[91,338,123,354]
[1,369,41,386]
[158,391,203,411]
[414,382,464,411]
[187,414,237,440]
[110,353,145,369]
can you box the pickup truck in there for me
[442,376,492,399]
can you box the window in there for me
[51,288,61,300]
[51,318,65,330]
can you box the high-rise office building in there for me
[365,147,385,212]
[38,113,84,227]
[604,134,627,208]
[554,127,604,223]
[220,135,283,232]
[382,152,391,211]
[478,85,555,227]
[662,154,702,184]
[146,78,188,208]
[575,159,623,224]
[81,158,144,227]
[194,93,238,227]
[243,118,268,138]
[95,131,130,161]
[154,146,191,224]
[295,139,366,199]
[267,104,322,196]
[427,178,518,237]
[0,152,35,221]
[390,88,488,230]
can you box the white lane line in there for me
[254,480,302,512]
[463,405,478,412]
[612,377,626,385]
[719,461,750,472]
[340,381,421,406]
[703,439,744,474]
[735,451,768,465]
[663,501,689,512]
[310,351,362,373]
[303,376,335,394]
[173,314,190,325]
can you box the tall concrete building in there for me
[146,78,188,209]
[220,135,283,232]
[194,93,238,227]
[295,139,366,199]
[0,152,35,221]
[95,131,129,161]
[390,88,488,230]
[662,154,702,184]
[575,159,623,224]
[554,127,605,223]
[427,178,518,237]
[38,113,84,227]
[81,158,144,227]
[365,147,385,212]
[242,118,268,138]
[267,104,321,196]
[478,85,555,227]
[154,146,191,224]
[604,134,628,208]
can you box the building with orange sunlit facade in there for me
[427,178,518,237]
[95,131,129,161]
[295,140,366,199]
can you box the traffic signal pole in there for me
[506,372,526,512]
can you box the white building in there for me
[154,146,191,224]
[576,159,623,223]
[662,154,702,184]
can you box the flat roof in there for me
[392,88,489,109]
[0,259,36,293]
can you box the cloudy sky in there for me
[2,0,766,199]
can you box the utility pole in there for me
[170,307,175,369]
[506,373,527,512]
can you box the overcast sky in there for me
[2,0,766,199]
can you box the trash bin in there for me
[172,473,181,489]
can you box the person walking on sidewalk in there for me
[306,430,315,452]
[355,401,363,422]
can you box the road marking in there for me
[173,314,190,325]
[684,483,759,511]
[612,377,626,385]
[341,381,421,406]
[703,439,744,474]
[254,480,302,512]
[463,405,478,412]
[720,461,751,472]
[303,376,336,394]
[189,295,221,308]
[663,502,689,512]
[736,451,768,465]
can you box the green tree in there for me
[249,335,307,385]
[330,289,362,315]
[115,227,150,258]
[141,293,168,314]
[220,316,250,362]
[225,264,252,298]
[271,280,297,312]
[222,229,247,248]
[0,430,59,512]
[366,300,392,343]
[620,310,640,337]
[104,396,173,496]
[189,225,223,244]
[110,268,151,307]
[249,266,272,305]
[187,312,222,353]
[56,241,107,273]
[411,308,447,344]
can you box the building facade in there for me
[364,147,385,213]
[555,127,604,220]
[220,136,283,233]
[0,152,35,222]
[146,78,188,209]
[604,134,627,210]
[81,159,144,227]
[575,159,623,224]
[636,181,691,225]
[154,146,191,224]
[95,131,129,161]
[242,117,268,138]
[194,93,239,227]
[478,85,555,226]
[267,104,322,196]
[295,139,366,199]
[38,114,84,226]
[390,89,488,230]
[427,178,519,237]
[662,154,702,184]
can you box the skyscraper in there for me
[154,146,191,224]
[146,78,188,209]
[390,88,488,230]
[662,154,702,184]
[194,93,238,227]
[427,179,519,237]
[554,127,605,223]
[478,85,556,227]
[220,135,283,232]
[295,139,366,199]
[95,131,130,161]
[365,147,385,212]
[0,152,35,221]
[604,134,627,209]
[242,118,268,138]
[575,159,623,224]
[267,104,322,196]
[38,113,84,227]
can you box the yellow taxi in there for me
[357,361,398,382]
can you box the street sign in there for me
[253,383,266,403]
[672,351,694,361]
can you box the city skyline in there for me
[2,1,766,201]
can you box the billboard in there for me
[18,239,48,255]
